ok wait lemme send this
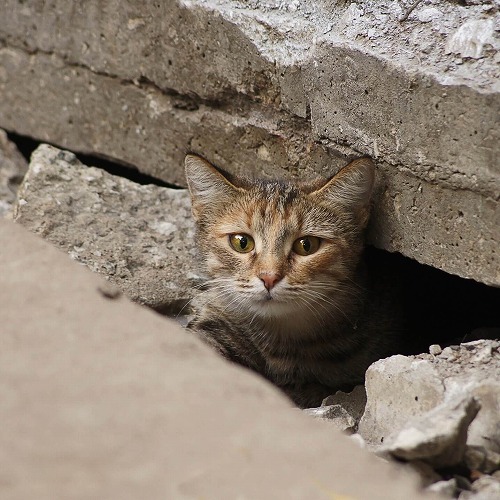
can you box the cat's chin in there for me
[248,295,297,318]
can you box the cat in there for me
[184,153,407,408]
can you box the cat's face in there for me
[185,154,375,321]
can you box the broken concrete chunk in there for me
[0,129,28,218]
[303,405,357,433]
[13,144,202,313]
[429,344,442,356]
[358,355,446,447]
[465,446,500,475]
[304,385,367,434]
[386,396,480,468]
[425,478,458,498]
[459,475,500,500]
[445,19,495,59]
[359,341,500,459]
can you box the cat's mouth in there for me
[255,290,284,306]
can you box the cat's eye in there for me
[229,233,255,253]
[292,236,321,256]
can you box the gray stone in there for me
[0,217,435,499]
[323,385,367,426]
[0,129,28,218]
[303,405,357,433]
[429,344,442,356]
[0,1,498,285]
[385,396,480,468]
[13,144,201,313]
[445,19,495,59]
[304,385,367,433]
[358,355,446,447]
[358,341,500,458]
[465,446,500,474]
[460,475,500,500]
[426,478,458,498]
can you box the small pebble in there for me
[429,344,442,356]
[426,478,457,497]
[97,283,122,300]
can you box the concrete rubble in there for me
[336,340,499,498]
[358,340,500,458]
[13,144,202,314]
[384,395,481,468]
[304,385,367,434]
[308,340,500,498]
[0,0,498,285]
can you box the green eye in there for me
[292,236,321,256]
[229,234,255,253]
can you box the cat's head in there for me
[184,154,375,321]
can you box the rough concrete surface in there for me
[359,341,500,455]
[0,0,498,284]
[13,144,201,313]
[386,395,481,468]
[0,129,28,218]
[0,218,434,500]
[296,340,498,497]
[305,385,367,434]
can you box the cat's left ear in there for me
[312,158,375,224]
[184,154,239,220]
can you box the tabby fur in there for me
[185,154,405,407]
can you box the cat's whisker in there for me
[176,297,195,318]
[300,289,355,326]
[295,296,327,327]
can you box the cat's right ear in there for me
[311,157,375,227]
[184,154,238,220]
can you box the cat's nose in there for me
[259,272,281,291]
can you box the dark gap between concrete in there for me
[7,131,181,189]
[365,246,500,353]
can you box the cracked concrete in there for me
[0,0,498,285]
[13,144,201,313]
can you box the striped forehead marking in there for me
[247,181,303,251]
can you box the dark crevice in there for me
[365,246,500,352]
[6,131,181,189]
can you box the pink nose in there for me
[259,273,281,291]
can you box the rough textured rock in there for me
[0,129,28,218]
[0,0,498,285]
[465,446,500,475]
[303,405,358,433]
[0,218,436,499]
[385,396,481,468]
[13,144,201,313]
[358,354,446,446]
[358,341,500,457]
[426,479,459,498]
[304,385,367,434]
[460,475,500,500]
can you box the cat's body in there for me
[185,154,407,407]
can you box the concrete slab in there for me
[0,219,433,499]
[0,0,498,285]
